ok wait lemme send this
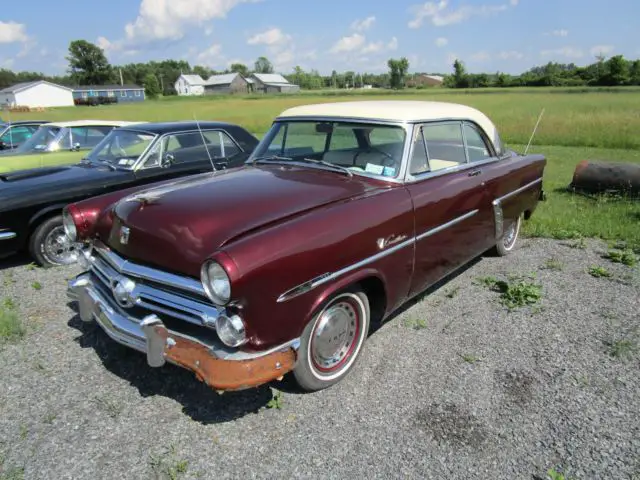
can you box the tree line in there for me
[1,39,639,96]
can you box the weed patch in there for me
[266,391,284,410]
[588,265,612,278]
[604,248,638,267]
[480,275,543,309]
[0,302,24,345]
[403,317,428,330]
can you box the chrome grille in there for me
[87,243,220,328]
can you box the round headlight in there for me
[62,209,77,241]
[201,261,231,305]
[215,313,247,347]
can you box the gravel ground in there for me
[1,238,639,480]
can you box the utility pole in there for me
[119,68,124,86]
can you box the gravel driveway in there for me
[1,238,639,480]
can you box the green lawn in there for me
[5,88,640,247]
[512,143,640,249]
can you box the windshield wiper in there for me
[251,154,294,165]
[300,157,353,177]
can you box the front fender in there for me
[304,268,388,330]
[28,203,69,227]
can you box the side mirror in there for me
[160,153,174,168]
[71,142,81,152]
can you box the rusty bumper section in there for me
[67,273,297,391]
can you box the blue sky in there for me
[1,0,638,75]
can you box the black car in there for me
[0,120,49,150]
[0,120,259,267]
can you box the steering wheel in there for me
[354,147,396,168]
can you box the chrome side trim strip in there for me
[277,209,478,303]
[416,209,478,242]
[491,177,543,239]
[93,242,206,298]
[494,177,543,204]
[0,231,17,241]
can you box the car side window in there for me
[159,131,227,165]
[463,123,492,162]
[422,122,466,171]
[409,127,429,176]
[69,127,89,148]
[0,126,33,144]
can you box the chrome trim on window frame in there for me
[491,177,543,239]
[277,209,479,303]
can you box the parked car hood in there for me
[103,165,389,276]
[0,163,131,211]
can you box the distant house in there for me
[0,80,75,108]
[72,85,145,103]
[249,73,300,94]
[204,73,250,95]
[174,74,205,96]
[407,74,444,88]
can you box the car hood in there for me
[102,165,389,277]
[0,163,129,211]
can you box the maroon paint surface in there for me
[69,152,546,351]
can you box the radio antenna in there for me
[193,113,217,173]
[524,108,545,156]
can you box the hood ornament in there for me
[119,226,130,244]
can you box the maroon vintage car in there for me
[65,101,546,392]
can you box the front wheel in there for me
[29,215,79,268]
[494,213,522,256]
[293,288,370,392]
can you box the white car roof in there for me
[45,120,143,128]
[277,100,500,147]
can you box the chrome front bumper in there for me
[67,273,299,390]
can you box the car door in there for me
[133,129,244,183]
[405,121,494,298]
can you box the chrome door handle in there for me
[468,169,481,177]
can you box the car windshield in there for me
[85,129,156,168]
[249,120,407,179]
[13,125,62,153]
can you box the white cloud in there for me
[361,36,398,54]
[330,33,366,53]
[350,16,376,32]
[0,21,28,43]
[435,37,448,47]
[498,50,524,60]
[196,43,223,64]
[124,0,259,42]
[96,36,114,52]
[408,0,516,28]
[247,27,291,46]
[470,51,491,62]
[545,29,568,37]
[590,45,614,56]
[540,46,584,59]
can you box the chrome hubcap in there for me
[503,216,521,250]
[311,300,359,372]
[42,226,78,265]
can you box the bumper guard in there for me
[68,273,297,391]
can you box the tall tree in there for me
[229,63,249,76]
[254,56,274,74]
[606,55,630,85]
[143,73,161,99]
[387,57,410,89]
[66,40,113,85]
[452,59,469,88]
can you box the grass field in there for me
[5,88,640,248]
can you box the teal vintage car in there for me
[0,119,142,173]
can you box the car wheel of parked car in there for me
[29,215,79,268]
[494,213,522,256]
[293,287,370,392]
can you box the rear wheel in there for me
[494,213,522,256]
[293,288,370,391]
[29,215,79,268]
